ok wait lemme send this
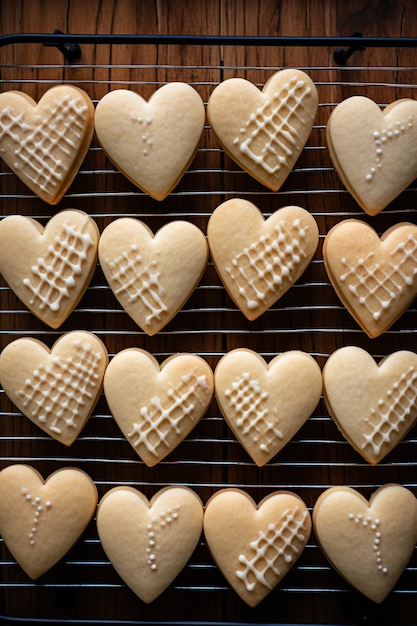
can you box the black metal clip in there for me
[43,29,82,63]
[334,31,365,65]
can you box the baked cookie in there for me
[0,331,108,445]
[94,84,205,200]
[313,484,417,603]
[99,218,208,336]
[204,488,311,607]
[327,96,417,215]
[96,485,203,603]
[0,85,94,204]
[323,346,417,464]
[214,348,322,466]
[103,349,213,466]
[0,464,98,579]
[323,219,417,337]
[207,199,319,320]
[207,69,318,190]
[0,209,99,328]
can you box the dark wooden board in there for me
[0,1,417,623]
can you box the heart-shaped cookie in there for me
[327,96,417,215]
[323,219,417,338]
[0,210,99,328]
[99,218,208,336]
[0,331,108,445]
[207,69,318,190]
[94,84,205,200]
[96,485,203,603]
[214,349,322,466]
[323,346,417,464]
[207,199,319,320]
[313,484,417,603]
[0,85,94,204]
[0,464,98,579]
[204,488,311,607]
[103,349,213,466]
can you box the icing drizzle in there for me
[233,76,313,174]
[0,94,89,194]
[20,487,52,546]
[131,114,153,156]
[106,244,167,325]
[226,218,307,310]
[236,506,308,591]
[365,116,413,182]
[348,512,387,574]
[128,371,211,457]
[23,216,93,313]
[339,233,417,321]
[224,372,283,453]
[145,504,181,571]
[18,338,103,436]
[362,365,417,456]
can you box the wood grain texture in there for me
[1,0,417,623]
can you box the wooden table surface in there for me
[1,1,417,624]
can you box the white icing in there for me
[339,233,417,321]
[145,504,180,571]
[0,94,89,194]
[226,218,307,310]
[224,372,283,453]
[365,116,413,181]
[236,506,308,591]
[128,371,211,456]
[22,215,93,313]
[107,245,167,325]
[131,114,153,156]
[362,365,417,456]
[233,76,313,174]
[21,487,52,546]
[348,512,387,574]
[17,338,102,435]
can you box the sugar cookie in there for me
[104,349,213,466]
[204,488,311,606]
[207,69,318,190]
[94,84,205,200]
[313,484,417,603]
[99,218,208,335]
[0,464,97,579]
[207,199,319,320]
[0,85,94,204]
[97,485,203,603]
[0,331,108,445]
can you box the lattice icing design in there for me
[232,75,313,174]
[106,244,167,325]
[0,94,89,194]
[145,504,181,571]
[20,487,52,546]
[236,506,309,591]
[365,116,414,182]
[23,216,94,313]
[339,233,417,321]
[128,371,211,457]
[226,218,307,311]
[18,339,103,435]
[362,365,417,456]
[224,372,283,453]
[348,512,387,574]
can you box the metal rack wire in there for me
[1,34,417,625]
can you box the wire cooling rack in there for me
[0,34,417,625]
